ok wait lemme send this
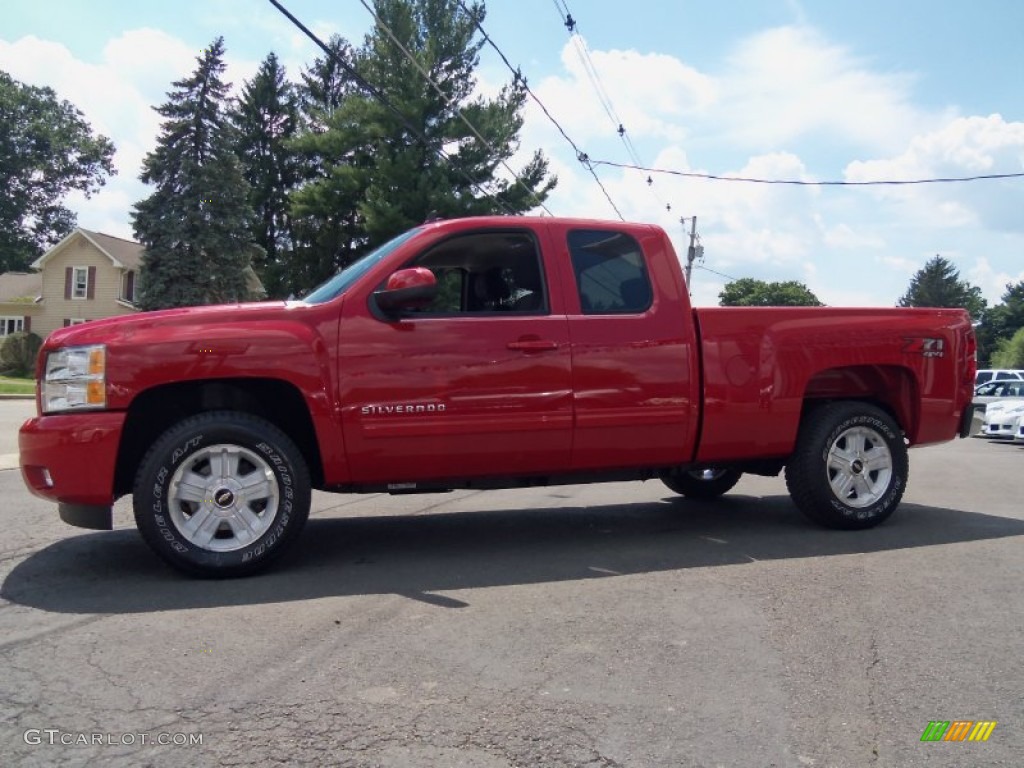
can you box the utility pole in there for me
[683,215,698,293]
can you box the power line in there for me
[589,159,1024,186]
[549,0,676,214]
[265,0,518,215]
[356,0,553,216]
[694,264,739,282]
[454,0,624,220]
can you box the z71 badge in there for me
[902,337,945,358]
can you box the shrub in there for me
[0,331,43,377]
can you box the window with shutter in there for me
[72,267,89,299]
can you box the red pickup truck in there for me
[20,216,977,576]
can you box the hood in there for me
[44,300,301,347]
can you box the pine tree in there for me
[897,255,986,319]
[353,0,554,241]
[299,35,360,132]
[287,0,555,294]
[231,52,300,299]
[132,38,260,310]
[281,36,368,298]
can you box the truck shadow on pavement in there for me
[5,494,1024,615]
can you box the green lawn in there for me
[0,376,35,395]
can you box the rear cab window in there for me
[567,229,652,314]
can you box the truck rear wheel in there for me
[660,468,742,499]
[785,402,908,529]
[133,411,311,577]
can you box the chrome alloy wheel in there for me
[689,468,730,481]
[826,425,893,509]
[168,443,280,552]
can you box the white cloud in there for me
[717,26,935,153]
[0,31,265,240]
[524,38,715,149]
[968,257,1024,305]
[845,114,1024,232]
[820,219,885,250]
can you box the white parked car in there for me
[976,369,1024,386]
[982,400,1024,439]
[1014,412,1024,444]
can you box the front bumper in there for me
[19,411,126,527]
[58,502,113,530]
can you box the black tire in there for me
[785,402,908,530]
[660,468,742,499]
[133,411,311,577]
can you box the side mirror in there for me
[373,267,438,313]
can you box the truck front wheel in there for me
[132,411,311,577]
[785,402,908,529]
[660,468,742,499]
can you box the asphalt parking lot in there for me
[1,398,1021,767]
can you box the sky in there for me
[2,0,1023,307]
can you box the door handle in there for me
[507,338,559,352]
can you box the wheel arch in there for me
[114,378,324,496]
[800,364,919,440]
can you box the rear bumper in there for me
[19,411,126,514]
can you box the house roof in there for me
[80,229,143,270]
[27,227,266,299]
[31,228,143,271]
[0,272,43,302]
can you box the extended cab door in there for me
[337,227,573,484]
[553,223,700,471]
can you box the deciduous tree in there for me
[0,70,115,271]
[975,280,1024,366]
[991,326,1024,368]
[718,278,823,307]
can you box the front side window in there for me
[403,231,547,316]
[567,229,652,314]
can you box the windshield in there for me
[302,227,423,304]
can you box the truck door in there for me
[338,228,573,484]
[558,225,699,471]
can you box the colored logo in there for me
[920,721,997,742]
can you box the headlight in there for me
[42,345,107,413]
